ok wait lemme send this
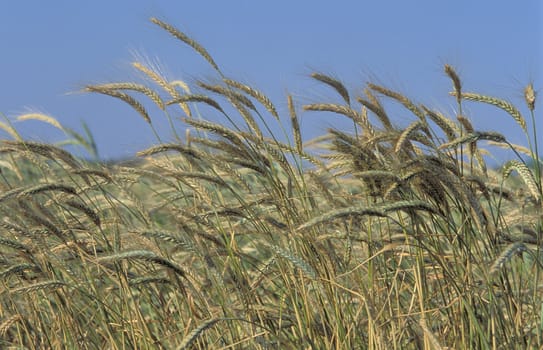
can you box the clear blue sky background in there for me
[1,1,541,161]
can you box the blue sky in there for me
[1,1,541,161]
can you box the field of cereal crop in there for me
[0,18,541,349]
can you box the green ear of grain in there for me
[17,183,77,199]
[177,318,241,350]
[298,207,387,231]
[379,200,439,215]
[10,280,66,295]
[1,264,38,279]
[97,250,186,277]
[271,245,316,279]
[139,231,198,253]
[490,242,527,274]
[0,237,31,253]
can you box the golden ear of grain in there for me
[0,315,23,337]
[502,160,541,201]
[456,115,474,134]
[0,121,22,141]
[198,81,257,111]
[524,83,536,111]
[357,95,392,130]
[132,61,192,116]
[166,94,225,114]
[457,115,476,155]
[438,133,481,150]
[228,96,264,139]
[71,168,113,182]
[440,131,506,151]
[367,83,426,120]
[17,183,77,199]
[288,95,303,154]
[486,141,532,156]
[394,120,425,153]
[64,199,101,226]
[224,78,280,120]
[88,83,165,110]
[170,80,191,93]
[452,92,527,133]
[150,17,220,72]
[444,64,462,104]
[17,113,64,130]
[137,143,201,160]
[85,85,151,124]
[310,72,350,105]
[303,103,365,128]
[182,118,245,148]
[421,106,458,141]
[2,140,81,169]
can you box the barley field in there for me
[0,18,541,349]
